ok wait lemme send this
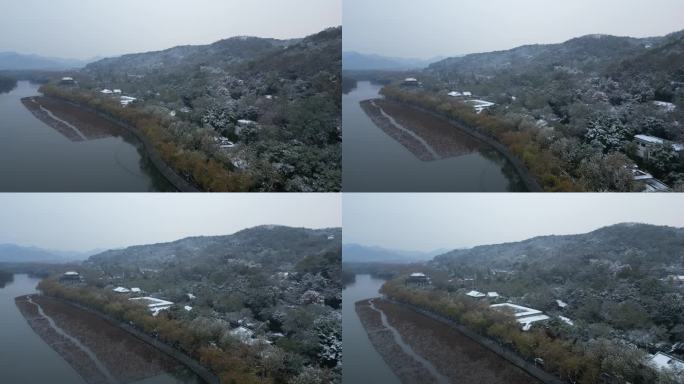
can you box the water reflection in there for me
[343,81,527,192]
[342,274,400,384]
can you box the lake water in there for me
[0,81,173,191]
[0,274,86,383]
[343,81,527,191]
[342,274,400,384]
[0,274,203,384]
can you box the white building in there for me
[649,352,684,375]
[653,101,677,112]
[120,96,137,107]
[630,166,670,192]
[466,290,486,298]
[466,99,496,114]
[402,78,420,86]
[634,134,684,159]
[214,136,235,149]
[491,303,550,331]
[129,297,174,316]
[407,272,430,285]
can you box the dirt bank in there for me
[15,295,211,384]
[357,298,545,384]
[356,299,438,383]
[364,97,543,191]
[21,96,199,192]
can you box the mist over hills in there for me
[343,51,443,71]
[0,52,94,71]
[0,244,95,263]
[342,243,449,264]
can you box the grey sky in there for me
[344,0,684,59]
[1,0,341,59]
[343,194,684,252]
[0,194,340,252]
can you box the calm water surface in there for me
[343,81,527,191]
[0,81,173,191]
[343,274,400,384]
[0,274,86,383]
[0,274,202,384]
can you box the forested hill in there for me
[87,225,341,273]
[433,223,684,273]
[428,31,680,77]
[70,27,341,192]
[430,223,684,353]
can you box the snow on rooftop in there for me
[113,287,130,293]
[518,315,550,331]
[131,287,141,293]
[462,91,472,96]
[237,119,256,125]
[101,89,113,94]
[64,271,79,276]
[448,91,462,97]
[230,326,254,342]
[187,293,196,300]
[650,352,684,372]
[556,300,568,308]
[635,134,665,144]
[466,290,486,298]
[62,77,74,81]
[184,305,192,311]
[410,273,426,278]
[491,303,542,317]
[129,297,173,316]
[404,77,418,82]
[558,316,574,326]
[653,101,676,112]
[487,292,500,298]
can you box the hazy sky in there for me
[0,0,341,59]
[344,194,684,252]
[344,0,684,59]
[0,194,340,252]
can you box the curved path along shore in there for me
[37,95,200,192]
[379,98,543,192]
[27,296,117,384]
[55,297,219,384]
[388,299,564,384]
[368,299,451,384]
[370,100,441,160]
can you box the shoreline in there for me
[367,97,543,192]
[16,294,218,384]
[375,298,565,384]
[24,95,200,192]
[360,99,438,161]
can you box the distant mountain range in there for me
[0,52,96,70]
[343,51,444,71]
[0,244,96,263]
[342,243,449,264]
